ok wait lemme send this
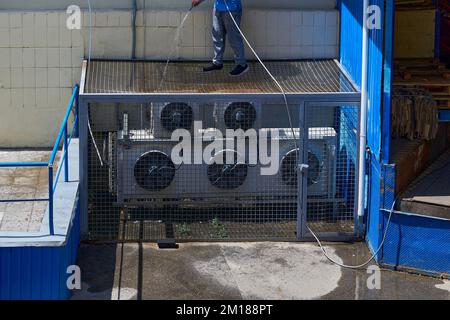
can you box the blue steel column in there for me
[64,124,69,182]
[382,0,395,164]
[79,97,89,237]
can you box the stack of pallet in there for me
[395,0,435,10]
[394,58,450,109]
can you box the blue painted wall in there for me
[339,0,388,252]
[379,158,450,276]
[380,211,450,277]
[0,201,80,300]
[340,0,385,160]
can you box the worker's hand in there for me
[192,0,202,8]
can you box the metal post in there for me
[357,0,369,219]
[79,98,89,237]
[75,89,79,138]
[64,123,69,182]
[48,166,54,235]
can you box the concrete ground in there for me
[0,150,58,232]
[72,242,450,300]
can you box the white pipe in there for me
[358,0,369,218]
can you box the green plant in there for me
[178,223,191,237]
[211,217,228,239]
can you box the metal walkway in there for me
[83,59,357,95]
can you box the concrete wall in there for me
[0,3,339,147]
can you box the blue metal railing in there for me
[0,84,79,236]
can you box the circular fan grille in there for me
[160,103,193,131]
[207,151,248,190]
[224,102,257,130]
[134,151,176,191]
[280,149,322,187]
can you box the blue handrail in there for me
[0,84,79,236]
[0,162,48,167]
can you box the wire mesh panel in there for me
[302,103,359,237]
[86,99,360,241]
[82,59,360,242]
[84,60,357,94]
[87,100,304,241]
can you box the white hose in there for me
[222,0,298,151]
[307,198,397,269]
[222,0,394,270]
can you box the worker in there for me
[191,0,249,76]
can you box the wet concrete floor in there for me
[72,242,450,300]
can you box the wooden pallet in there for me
[394,59,450,81]
[395,0,435,10]
[394,59,450,109]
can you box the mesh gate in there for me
[301,102,359,238]
[86,101,359,241]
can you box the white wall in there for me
[0,7,339,147]
[0,0,337,10]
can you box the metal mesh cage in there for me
[81,59,360,242]
[86,101,359,241]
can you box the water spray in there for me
[158,4,199,90]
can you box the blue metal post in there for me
[48,166,54,235]
[64,123,69,182]
[382,0,395,165]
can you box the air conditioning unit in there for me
[150,102,202,138]
[213,101,261,133]
[305,127,337,198]
[246,128,337,198]
[115,130,253,204]
[114,127,337,205]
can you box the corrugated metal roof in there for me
[83,59,358,94]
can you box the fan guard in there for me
[134,151,176,191]
[160,102,193,131]
[280,149,322,187]
[207,151,248,190]
[224,102,257,130]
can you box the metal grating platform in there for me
[83,60,358,95]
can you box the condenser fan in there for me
[280,149,323,187]
[134,151,176,191]
[160,103,193,131]
[207,151,248,190]
[224,102,257,130]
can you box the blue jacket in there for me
[214,0,242,12]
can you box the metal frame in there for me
[0,85,79,236]
[297,100,361,240]
[78,59,361,239]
